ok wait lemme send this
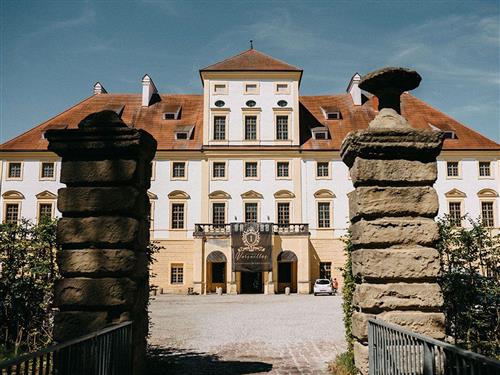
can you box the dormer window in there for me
[443,131,457,139]
[174,125,194,140]
[311,127,329,140]
[321,106,341,120]
[163,105,181,120]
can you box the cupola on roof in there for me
[200,48,302,72]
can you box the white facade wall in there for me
[1,156,499,232]
[206,78,299,145]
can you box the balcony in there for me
[194,223,309,238]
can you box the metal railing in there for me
[368,318,500,375]
[0,321,132,375]
[194,222,309,237]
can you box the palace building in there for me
[1,49,499,294]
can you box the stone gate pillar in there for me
[46,110,157,375]
[340,68,445,374]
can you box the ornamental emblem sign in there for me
[231,223,272,272]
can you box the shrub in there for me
[0,219,59,360]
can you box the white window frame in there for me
[211,112,229,141]
[242,112,260,142]
[39,161,56,181]
[244,161,260,180]
[170,262,185,285]
[276,161,291,180]
[211,161,227,181]
[6,161,23,181]
[243,201,260,223]
[315,161,331,179]
[275,200,292,225]
[446,161,461,179]
[37,201,55,223]
[171,161,188,180]
[480,200,496,228]
[170,201,186,230]
[3,201,21,224]
[275,113,290,141]
[478,161,493,179]
[447,200,463,227]
[317,200,333,229]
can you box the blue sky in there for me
[1,0,499,143]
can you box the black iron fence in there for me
[0,321,132,375]
[368,318,500,375]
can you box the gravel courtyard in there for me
[147,294,346,375]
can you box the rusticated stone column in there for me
[46,111,157,375]
[340,68,445,374]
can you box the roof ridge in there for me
[0,94,95,149]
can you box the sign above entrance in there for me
[231,223,272,272]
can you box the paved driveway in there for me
[147,294,346,374]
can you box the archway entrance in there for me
[206,251,227,293]
[240,272,263,294]
[277,250,298,293]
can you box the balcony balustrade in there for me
[193,222,309,237]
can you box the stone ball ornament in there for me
[359,67,422,114]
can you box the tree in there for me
[0,219,59,360]
[437,216,500,359]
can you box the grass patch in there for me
[328,351,357,375]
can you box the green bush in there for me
[0,219,59,360]
[437,216,500,359]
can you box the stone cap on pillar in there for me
[45,110,157,161]
[359,67,421,114]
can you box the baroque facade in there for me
[1,49,499,294]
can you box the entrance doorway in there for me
[206,251,227,293]
[240,272,263,294]
[277,250,298,293]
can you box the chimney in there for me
[142,74,158,107]
[93,82,107,95]
[347,73,362,105]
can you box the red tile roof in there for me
[1,92,498,152]
[200,49,302,72]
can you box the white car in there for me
[314,279,333,296]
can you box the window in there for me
[479,162,491,177]
[443,131,456,139]
[164,113,176,120]
[276,83,289,94]
[38,203,53,222]
[245,162,258,178]
[171,203,185,229]
[213,83,227,94]
[175,132,188,140]
[276,115,289,140]
[245,203,258,223]
[447,162,459,177]
[317,162,329,178]
[319,262,331,279]
[481,202,495,227]
[213,116,226,140]
[172,162,186,179]
[4,203,19,224]
[246,100,256,107]
[245,83,258,94]
[41,162,55,179]
[277,202,290,225]
[314,131,328,140]
[327,112,340,120]
[212,203,226,225]
[318,202,331,228]
[8,162,22,179]
[448,202,462,227]
[277,162,289,178]
[213,162,226,179]
[277,100,288,107]
[244,115,257,140]
[171,264,184,284]
[215,100,225,107]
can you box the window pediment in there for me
[148,191,158,200]
[35,190,57,199]
[209,190,231,199]
[168,190,190,199]
[314,189,335,198]
[2,190,25,199]
[477,189,498,198]
[274,190,295,199]
[241,190,263,199]
[445,189,466,198]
